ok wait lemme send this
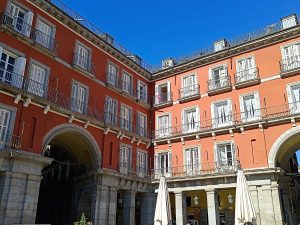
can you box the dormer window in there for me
[214,39,228,52]
[281,15,298,29]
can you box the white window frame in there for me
[214,140,236,171]
[154,81,171,105]
[214,39,227,52]
[183,146,201,175]
[239,91,261,122]
[119,143,132,175]
[287,82,300,114]
[74,41,92,71]
[137,149,148,178]
[35,16,56,49]
[280,41,300,72]
[104,96,118,125]
[71,80,89,114]
[122,71,133,95]
[211,99,233,128]
[137,80,148,103]
[181,73,198,98]
[155,150,172,178]
[0,103,17,149]
[181,106,200,133]
[120,103,132,131]
[137,111,147,137]
[281,15,298,29]
[156,113,171,137]
[235,55,256,82]
[106,61,119,86]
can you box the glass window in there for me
[105,96,117,125]
[36,20,53,49]
[137,151,147,177]
[182,108,199,133]
[137,112,147,137]
[185,147,200,175]
[71,82,88,114]
[120,105,132,131]
[28,64,47,97]
[213,100,232,127]
[122,72,133,94]
[157,114,170,137]
[119,145,131,174]
[0,107,12,148]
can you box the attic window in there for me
[214,39,228,52]
[281,15,298,29]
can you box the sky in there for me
[60,0,299,67]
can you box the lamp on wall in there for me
[228,193,233,205]
[193,196,199,206]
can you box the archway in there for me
[35,124,101,225]
[268,126,300,225]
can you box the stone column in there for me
[270,183,283,225]
[175,191,187,225]
[206,189,220,225]
[140,192,156,225]
[123,190,136,225]
[108,186,118,225]
[249,185,261,225]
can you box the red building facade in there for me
[1,0,300,225]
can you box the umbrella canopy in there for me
[154,176,172,225]
[235,170,256,225]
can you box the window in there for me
[155,82,171,105]
[281,15,297,29]
[209,65,229,90]
[157,114,170,137]
[74,43,90,71]
[137,150,147,177]
[122,72,133,94]
[212,100,232,128]
[107,63,118,86]
[36,19,54,49]
[105,96,117,125]
[119,145,131,174]
[185,147,200,175]
[215,142,236,167]
[0,47,26,88]
[236,57,256,82]
[137,112,147,137]
[71,82,88,114]
[7,3,33,37]
[182,74,198,98]
[0,107,12,148]
[137,80,148,103]
[182,107,199,133]
[28,63,48,97]
[155,152,172,177]
[287,83,300,114]
[282,43,300,71]
[240,93,261,122]
[120,105,132,131]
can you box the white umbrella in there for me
[154,176,172,225]
[235,170,256,225]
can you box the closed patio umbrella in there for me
[235,170,256,225]
[154,176,172,225]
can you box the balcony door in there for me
[28,64,47,97]
[215,142,236,171]
[237,57,256,82]
[137,151,147,177]
[157,115,170,137]
[185,147,200,175]
[213,100,232,127]
[289,84,300,114]
[240,93,260,122]
[283,44,300,71]
[8,3,25,33]
[76,45,89,70]
[36,20,53,49]
[0,108,11,148]
[71,83,87,114]
[182,75,196,97]
[211,66,227,88]
[105,97,117,125]
[120,105,131,131]
[182,107,199,133]
[155,152,172,177]
[120,146,131,174]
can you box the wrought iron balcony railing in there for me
[234,67,260,84]
[178,84,200,101]
[73,53,95,75]
[153,102,300,140]
[151,160,239,180]
[0,132,22,149]
[118,162,149,179]
[280,55,300,73]
[207,75,232,93]
[0,12,58,54]
[153,93,173,107]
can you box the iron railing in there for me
[280,55,300,73]
[0,132,22,149]
[118,162,149,179]
[179,84,200,100]
[48,0,152,71]
[234,67,259,84]
[104,112,132,132]
[0,12,58,54]
[106,73,136,97]
[151,160,239,180]
[137,89,150,105]
[153,93,173,106]
[73,53,95,75]
[207,75,231,92]
[153,102,300,139]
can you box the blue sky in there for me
[61,0,299,66]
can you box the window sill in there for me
[280,67,300,78]
[153,101,173,109]
[73,64,95,78]
[207,85,232,96]
[179,93,201,103]
[235,78,261,89]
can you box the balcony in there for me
[0,12,58,55]
[280,55,300,78]
[234,68,260,89]
[73,53,95,76]
[151,160,238,180]
[153,101,300,141]
[207,75,232,95]
[118,162,149,179]
[178,84,200,103]
[0,132,22,150]
[153,93,173,109]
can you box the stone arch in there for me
[268,126,300,168]
[42,123,101,169]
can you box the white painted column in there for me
[249,185,261,225]
[123,190,136,225]
[206,189,220,225]
[175,191,187,225]
[271,183,283,225]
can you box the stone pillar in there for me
[140,192,156,225]
[175,191,187,225]
[108,186,118,225]
[270,183,283,225]
[249,185,261,225]
[206,189,220,225]
[123,190,136,225]
[0,150,51,225]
